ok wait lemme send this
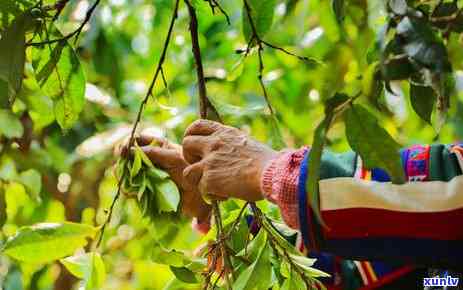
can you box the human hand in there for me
[115,135,211,220]
[182,120,278,202]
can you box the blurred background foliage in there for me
[0,0,462,289]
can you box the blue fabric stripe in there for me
[324,238,463,267]
[401,148,409,179]
[297,150,311,248]
[371,168,391,182]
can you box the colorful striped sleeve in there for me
[262,143,463,268]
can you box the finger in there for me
[182,135,213,164]
[139,146,183,168]
[183,162,204,186]
[116,135,160,157]
[184,119,223,137]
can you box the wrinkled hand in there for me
[182,120,278,202]
[115,135,211,220]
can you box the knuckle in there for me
[211,139,224,151]
[182,136,194,150]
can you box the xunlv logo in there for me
[423,276,459,287]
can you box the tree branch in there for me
[204,0,231,25]
[185,1,232,287]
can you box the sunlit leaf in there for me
[152,244,187,267]
[156,180,180,212]
[18,169,42,202]
[32,28,86,130]
[233,243,273,290]
[130,147,142,178]
[2,222,97,263]
[60,252,106,290]
[0,109,23,138]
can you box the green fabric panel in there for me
[319,150,357,180]
[429,144,461,181]
[341,261,364,290]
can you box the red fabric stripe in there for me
[322,208,463,240]
[359,266,415,290]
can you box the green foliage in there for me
[60,252,106,289]
[2,222,97,263]
[0,110,23,138]
[32,30,86,130]
[118,145,180,221]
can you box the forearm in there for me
[262,143,463,267]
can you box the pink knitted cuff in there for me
[261,147,307,229]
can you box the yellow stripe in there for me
[365,170,371,181]
[364,262,378,282]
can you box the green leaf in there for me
[147,167,170,180]
[362,63,384,109]
[237,228,267,260]
[60,252,106,290]
[261,219,299,256]
[32,28,86,130]
[152,244,186,267]
[0,109,23,138]
[280,270,305,290]
[382,56,415,81]
[345,104,405,183]
[155,180,180,212]
[268,116,286,150]
[136,145,154,168]
[169,266,198,284]
[289,254,329,278]
[324,92,349,114]
[0,15,26,103]
[2,222,97,263]
[331,0,345,24]
[18,169,42,202]
[233,243,273,290]
[130,148,142,178]
[410,84,435,125]
[305,117,331,226]
[242,0,277,43]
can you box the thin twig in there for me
[261,40,321,64]
[243,0,274,114]
[28,0,101,46]
[94,0,180,248]
[205,0,231,25]
[249,203,317,289]
[242,0,321,115]
[185,0,232,287]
